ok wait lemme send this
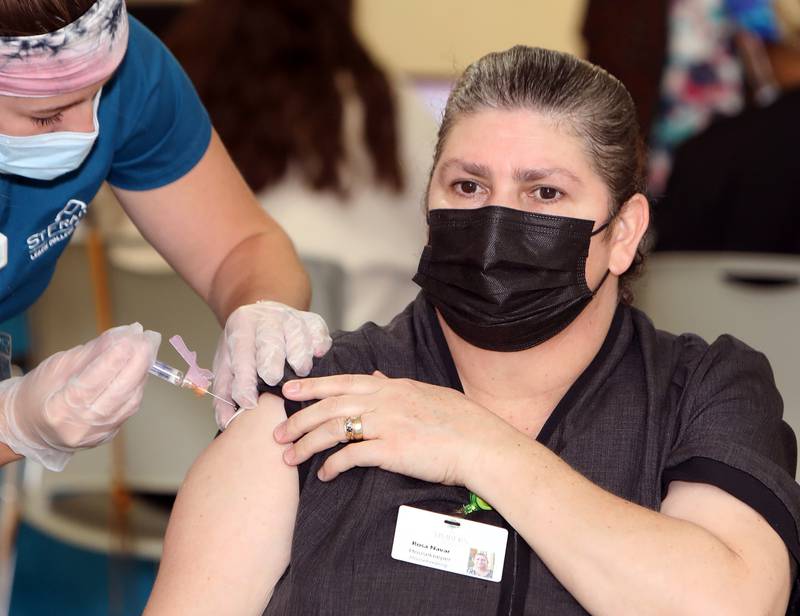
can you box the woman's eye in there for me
[454,180,480,195]
[533,186,563,201]
[31,113,63,128]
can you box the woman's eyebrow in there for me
[31,98,86,116]
[439,160,582,185]
[439,158,492,179]
[513,167,582,184]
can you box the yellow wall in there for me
[354,0,588,78]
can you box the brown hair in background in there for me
[582,0,669,145]
[0,0,96,36]
[165,0,404,197]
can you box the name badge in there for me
[391,505,508,582]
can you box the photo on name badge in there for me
[466,548,494,579]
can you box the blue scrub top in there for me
[0,17,212,323]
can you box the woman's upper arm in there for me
[661,480,793,615]
[145,394,299,615]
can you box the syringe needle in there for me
[150,358,236,407]
[197,387,237,408]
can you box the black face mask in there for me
[413,205,610,352]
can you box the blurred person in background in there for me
[655,0,800,253]
[584,0,800,251]
[583,0,793,198]
[166,0,436,332]
[0,0,331,472]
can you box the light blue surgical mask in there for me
[0,89,101,181]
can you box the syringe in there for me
[148,360,236,407]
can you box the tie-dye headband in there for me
[0,0,129,98]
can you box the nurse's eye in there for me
[532,186,563,202]
[453,180,482,196]
[31,112,63,128]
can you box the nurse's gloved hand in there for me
[0,324,161,472]
[212,301,332,429]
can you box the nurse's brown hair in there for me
[0,0,96,36]
[430,45,650,304]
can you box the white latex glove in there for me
[0,323,161,471]
[212,301,332,429]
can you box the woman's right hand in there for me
[0,323,160,471]
[274,372,517,489]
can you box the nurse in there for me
[0,0,331,471]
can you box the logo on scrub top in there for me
[27,199,88,260]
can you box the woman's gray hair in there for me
[430,45,649,303]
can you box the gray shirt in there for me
[261,294,800,615]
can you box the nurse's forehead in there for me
[2,76,111,113]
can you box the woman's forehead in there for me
[439,108,594,178]
[0,78,108,114]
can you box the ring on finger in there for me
[344,415,364,442]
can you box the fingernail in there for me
[283,381,300,394]
[317,468,327,481]
[235,391,257,409]
[283,445,296,465]
[263,374,281,387]
[273,421,286,441]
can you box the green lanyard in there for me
[459,492,493,516]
